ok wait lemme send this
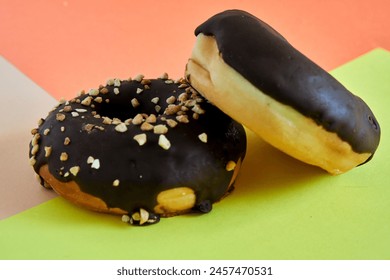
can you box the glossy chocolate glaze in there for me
[29,77,246,215]
[195,10,380,155]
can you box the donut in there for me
[29,74,247,225]
[185,9,381,174]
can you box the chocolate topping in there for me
[195,10,380,154]
[29,77,246,215]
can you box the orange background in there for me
[1,0,389,100]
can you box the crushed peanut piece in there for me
[153,124,168,134]
[31,144,39,155]
[88,88,99,96]
[115,123,128,133]
[145,114,157,123]
[106,79,115,86]
[166,96,176,104]
[165,119,178,128]
[198,133,208,143]
[133,133,147,146]
[151,97,159,104]
[114,88,120,95]
[158,135,171,150]
[102,117,113,125]
[140,122,154,131]
[114,79,121,87]
[112,179,120,187]
[64,137,71,145]
[87,156,94,164]
[43,128,50,135]
[176,115,189,123]
[91,159,100,169]
[81,96,93,106]
[133,74,144,82]
[60,152,68,161]
[100,87,109,94]
[225,161,237,171]
[136,88,143,94]
[29,156,36,166]
[75,108,87,113]
[44,146,52,157]
[158,72,169,80]
[132,114,144,125]
[131,98,140,108]
[71,112,79,117]
[56,113,66,121]
[70,166,80,176]
[63,105,72,112]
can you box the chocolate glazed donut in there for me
[29,74,246,225]
[186,9,380,174]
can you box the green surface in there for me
[1,48,389,260]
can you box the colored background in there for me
[1,0,389,259]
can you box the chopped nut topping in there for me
[95,126,105,131]
[32,133,40,145]
[139,208,149,225]
[226,161,237,171]
[56,113,66,121]
[158,72,169,80]
[115,123,128,133]
[44,146,52,157]
[193,113,199,120]
[100,87,109,94]
[112,179,120,187]
[63,105,72,112]
[140,122,154,131]
[136,88,143,94]
[178,92,188,102]
[88,88,99,96]
[132,114,144,125]
[114,79,121,87]
[133,133,147,146]
[31,144,39,155]
[75,108,87,113]
[144,84,150,90]
[37,118,45,126]
[176,115,189,123]
[71,112,79,117]
[106,79,115,86]
[122,215,130,223]
[133,74,144,82]
[105,98,110,103]
[155,105,162,113]
[151,97,159,104]
[164,79,174,84]
[131,98,140,108]
[87,156,94,164]
[112,118,122,125]
[43,128,50,135]
[141,79,151,85]
[102,116,113,125]
[94,97,103,103]
[60,152,68,161]
[178,83,188,89]
[81,96,93,106]
[153,124,168,134]
[192,104,205,114]
[29,156,36,166]
[166,96,176,104]
[158,135,171,150]
[165,119,178,128]
[31,128,39,135]
[64,137,71,145]
[83,124,95,132]
[198,133,208,143]
[164,104,181,115]
[70,166,80,176]
[114,88,120,95]
[91,158,100,169]
[61,126,65,132]
[145,114,157,123]
[184,99,196,107]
